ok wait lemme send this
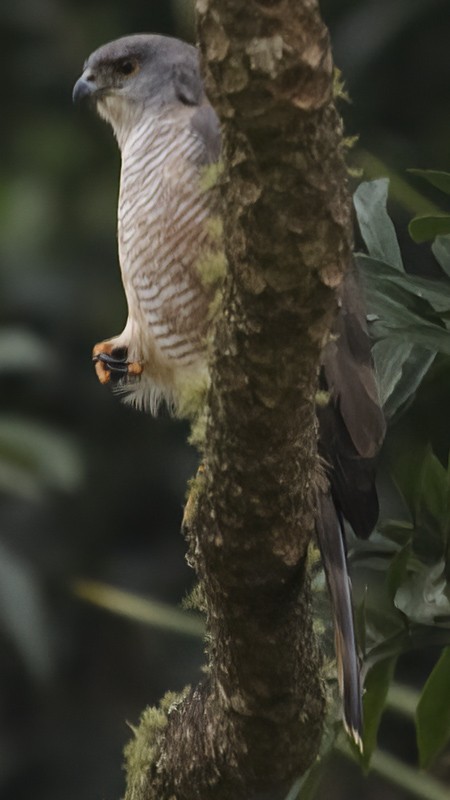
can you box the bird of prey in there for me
[73,33,385,748]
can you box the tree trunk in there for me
[124,1,353,798]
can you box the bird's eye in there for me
[117,60,137,76]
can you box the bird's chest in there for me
[117,129,198,287]
[115,128,212,370]
[117,154,165,283]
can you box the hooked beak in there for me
[72,73,97,104]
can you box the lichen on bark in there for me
[124,1,353,798]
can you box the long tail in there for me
[316,490,363,751]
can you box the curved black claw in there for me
[93,347,129,383]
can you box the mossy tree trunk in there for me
[124,1,353,798]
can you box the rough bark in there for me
[124,1,353,799]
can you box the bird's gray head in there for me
[73,34,205,140]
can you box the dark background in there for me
[1,1,450,798]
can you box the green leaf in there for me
[384,346,435,420]
[0,540,53,679]
[389,273,450,315]
[354,179,403,270]
[358,254,450,315]
[394,561,450,626]
[371,337,435,419]
[392,444,450,560]
[432,236,450,278]
[361,657,397,769]
[387,543,412,602]
[394,444,450,525]
[391,441,428,519]
[365,285,450,355]
[0,458,43,501]
[371,338,413,408]
[349,527,402,555]
[366,629,450,670]
[371,305,450,357]
[0,417,84,495]
[416,647,450,768]
[409,215,450,243]
[420,447,450,533]
[0,329,54,374]
[408,169,450,196]
[378,520,415,548]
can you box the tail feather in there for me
[316,490,363,751]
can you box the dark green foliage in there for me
[3,2,450,799]
[409,171,450,242]
[416,647,450,768]
[408,170,450,196]
[347,179,450,772]
[409,216,450,244]
[361,658,397,770]
[354,179,404,270]
[355,180,450,422]
[294,176,450,797]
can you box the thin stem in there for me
[386,682,420,719]
[370,749,449,800]
[71,578,204,638]
[337,744,450,800]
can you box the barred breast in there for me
[117,110,214,408]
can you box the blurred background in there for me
[1,1,450,798]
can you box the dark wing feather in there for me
[316,263,385,747]
[318,264,385,538]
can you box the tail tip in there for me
[344,718,364,754]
